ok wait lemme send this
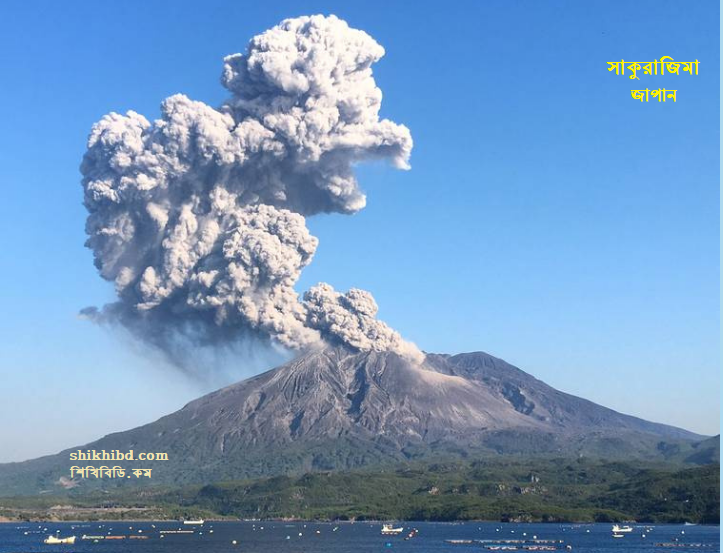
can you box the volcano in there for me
[0,346,714,495]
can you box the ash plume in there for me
[80,14,421,365]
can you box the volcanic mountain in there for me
[0,346,715,495]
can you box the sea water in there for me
[0,521,718,553]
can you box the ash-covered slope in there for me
[0,346,710,495]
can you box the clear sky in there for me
[0,0,718,462]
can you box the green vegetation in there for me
[0,458,717,523]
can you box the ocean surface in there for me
[0,521,718,553]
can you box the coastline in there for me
[0,517,720,525]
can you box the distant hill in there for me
[679,435,720,464]
[0,346,714,495]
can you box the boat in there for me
[381,524,404,535]
[612,534,625,539]
[43,535,76,544]
[183,519,205,525]
[612,525,634,533]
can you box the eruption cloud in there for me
[80,15,422,365]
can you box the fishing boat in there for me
[381,524,404,535]
[612,525,634,533]
[43,535,76,544]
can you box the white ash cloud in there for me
[80,14,421,363]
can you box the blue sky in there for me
[0,0,718,462]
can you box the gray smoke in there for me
[80,14,422,365]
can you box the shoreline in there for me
[0,518,719,526]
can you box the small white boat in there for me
[612,525,633,533]
[612,534,625,539]
[183,519,205,525]
[381,524,404,535]
[44,535,76,544]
